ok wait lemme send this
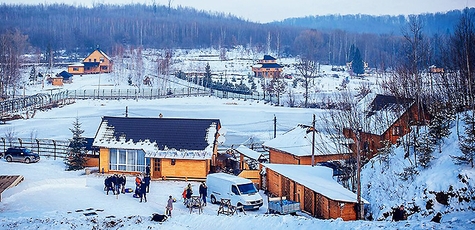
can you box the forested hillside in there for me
[275,8,473,35]
[0,3,301,54]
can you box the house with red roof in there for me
[252,55,284,78]
[68,48,113,75]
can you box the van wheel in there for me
[6,156,12,162]
[210,195,217,204]
[25,158,31,164]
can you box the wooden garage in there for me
[263,163,368,221]
[93,116,221,180]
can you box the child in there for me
[166,195,174,217]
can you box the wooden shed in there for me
[234,145,267,186]
[93,116,221,180]
[262,163,368,221]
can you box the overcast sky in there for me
[4,0,475,22]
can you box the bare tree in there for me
[0,29,28,98]
[295,58,318,107]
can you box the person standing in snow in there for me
[166,195,174,217]
[199,182,208,206]
[120,174,126,194]
[139,180,147,202]
[143,174,151,193]
[183,183,193,206]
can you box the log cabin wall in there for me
[269,149,300,164]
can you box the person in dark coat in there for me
[145,165,151,176]
[104,176,113,195]
[143,174,151,193]
[111,174,119,195]
[120,174,126,194]
[186,183,193,199]
[392,205,407,221]
[199,182,208,206]
[139,180,147,202]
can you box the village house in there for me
[262,163,368,221]
[343,93,430,160]
[262,124,352,166]
[252,55,284,79]
[93,116,221,180]
[68,48,113,75]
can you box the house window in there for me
[392,126,402,136]
[101,66,108,70]
[109,148,146,172]
[100,57,104,62]
[73,67,79,71]
[94,58,97,62]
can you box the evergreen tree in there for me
[29,66,37,82]
[428,103,454,152]
[203,62,212,88]
[415,132,435,169]
[454,112,475,167]
[352,47,364,76]
[65,117,87,171]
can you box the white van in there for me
[206,173,263,210]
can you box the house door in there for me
[153,158,162,179]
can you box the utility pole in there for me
[356,127,364,220]
[273,115,276,138]
[311,114,315,167]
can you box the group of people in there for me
[134,173,151,203]
[181,182,208,207]
[104,174,127,195]
[102,167,210,219]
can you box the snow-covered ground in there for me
[1,48,474,229]
[0,158,466,230]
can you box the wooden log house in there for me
[93,116,221,180]
[262,163,368,220]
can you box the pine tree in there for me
[454,112,475,167]
[428,103,454,152]
[65,117,87,171]
[203,62,212,88]
[352,48,364,76]
[415,132,435,168]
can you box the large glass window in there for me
[109,148,146,172]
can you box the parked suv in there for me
[4,147,40,163]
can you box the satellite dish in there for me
[217,135,226,145]
[218,127,227,136]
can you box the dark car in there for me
[4,147,40,163]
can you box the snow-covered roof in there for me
[357,93,415,135]
[93,116,220,160]
[262,125,352,157]
[263,163,368,204]
[236,145,263,160]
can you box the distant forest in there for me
[275,9,471,35]
[0,4,473,68]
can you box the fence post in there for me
[1,137,4,154]
[35,139,40,156]
[52,140,57,160]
